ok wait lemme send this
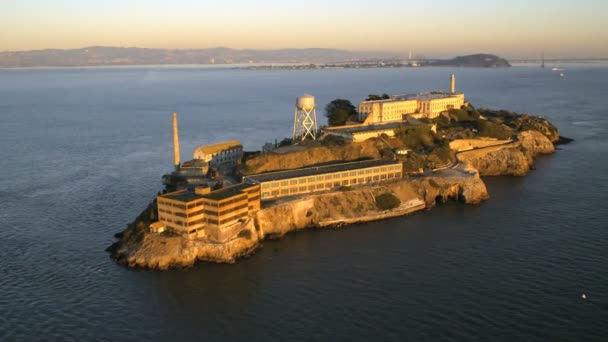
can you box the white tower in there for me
[172,112,180,169]
[450,74,456,93]
[293,94,318,142]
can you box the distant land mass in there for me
[427,54,511,67]
[0,46,510,68]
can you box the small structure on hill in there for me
[192,140,243,168]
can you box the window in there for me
[281,181,288,186]
[299,178,306,184]
[290,179,297,185]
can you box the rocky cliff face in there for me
[109,170,489,269]
[244,139,384,174]
[108,206,260,270]
[456,130,554,176]
[256,169,489,238]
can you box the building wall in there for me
[157,195,206,237]
[193,146,243,168]
[351,129,396,142]
[417,94,465,119]
[359,94,464,122]
[255,164,403,200]
[156,184,261,241]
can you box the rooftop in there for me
[201,183,257,201]
[160,190,201,203]
[244,159,400,183]
[160,183,258,203]
[361,91,463,104]
[324,116,426,134]
[193,140,242,156]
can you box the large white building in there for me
[358,74,465,123]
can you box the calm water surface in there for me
[0,65,607,341]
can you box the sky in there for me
[1,0,607,58]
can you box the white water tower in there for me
[293,94,318,142]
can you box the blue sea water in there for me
[0,64,607,341]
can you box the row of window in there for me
[261,172,401,199]
[261,165,402,190]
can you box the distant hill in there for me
[428,54,511,67]
[0,46,388,68]
[0,47,511,68]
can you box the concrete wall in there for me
[449,138,512,152]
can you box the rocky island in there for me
[107,75,566,270]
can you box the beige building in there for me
[192,140,243,168]
[199,184,260,242]
[323,116,433,143]
[156,183,260,242]
[358,74,465,123]
[359,92,465,123]
[243,160,403,200]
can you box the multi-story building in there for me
[243,159,403,200]
[156,186,210,238]
[358,74,465,123]
[199,183,260,242]
[155,183,260,242]
[358,92,465,123]
[192,140,243,168]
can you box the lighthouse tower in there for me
[450,74,456,93]
[172,112,181,170]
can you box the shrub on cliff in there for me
[394,125,435,150]
[325,99,358,126]
[375,193,400,211]
[474,120,513,140]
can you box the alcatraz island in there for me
[107,74,569,270]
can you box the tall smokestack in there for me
[172,112,180,169]
[450,74,456,93]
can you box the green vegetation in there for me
[473,120,513,140]
[394,125,436,150]
[366,93,390,101]
[375,193,401,211]
[428,140,453,164]
[448,108,480,122]
[325,99,358,126]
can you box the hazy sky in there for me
[2,0,607,58]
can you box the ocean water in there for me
[0,64,607,341]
